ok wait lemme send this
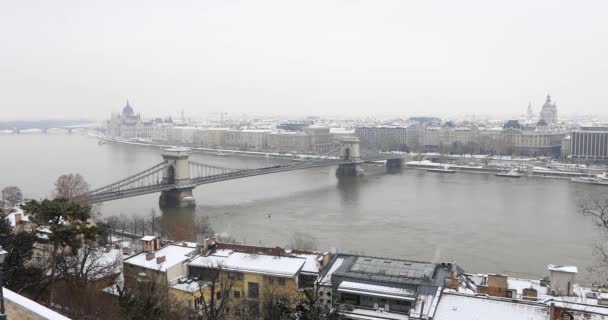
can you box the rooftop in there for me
[188,249,233,268]
[333,255,443,286]
[339,307,409,320]
[170,280,203,293]
[318,257,345,286]
[124,244,196,272]
[433,293,549,320]
[337,281,416,301]
[293,253,323,275]
[548,264,578,273]
[221,252,306,277]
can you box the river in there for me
[0,133,603,281]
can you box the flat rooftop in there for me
[433,293,549,320]
[332,255,446,287]
[221,252,306,278]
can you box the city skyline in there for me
[2,0,608,120]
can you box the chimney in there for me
[146,252,155,261]
[156,256,166,264]
[445,271,459,290]
[154,237,161,251]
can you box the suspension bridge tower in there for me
[159,147,196,208]
[336,137,363,176]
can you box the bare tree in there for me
[194,215,215,240]
[54,245,123,319]
[579,197,608,285]
[288,232,318,251]
[579,197,608,230]
[2,186,23,208]
[191,263,234,320]
[54,173,90,200]
[117,266,188,320]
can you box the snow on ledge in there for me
[548,265,578,273]
[4,287,71,319]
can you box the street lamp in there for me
[0,246,8,320]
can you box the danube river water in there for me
[0,133,603,280]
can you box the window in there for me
[234,290,241,299]
[278,278,286,286]
[268,278,274,284]
[248,282,259,299]
[216,291,222,300]
[234,308,241,317]
[228,272,244,280]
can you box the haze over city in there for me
[2,0,608,120]
[4,2,608,320]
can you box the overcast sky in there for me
[1,0,607,120]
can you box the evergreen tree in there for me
[23,198,95,305]
[0,215,44,294]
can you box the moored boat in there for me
[427,165,456,173]
[496,168,523,178]
[571,172,608,185]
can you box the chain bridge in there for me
[79,138,404,208]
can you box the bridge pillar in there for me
[337,137,363,177]
[386,158,402,168]
[159,147,195,208]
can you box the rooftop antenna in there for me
[181,109,185,122]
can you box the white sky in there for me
[1,0,607,120]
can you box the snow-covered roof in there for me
[4,287,71,320]
[188,250,233,268]
[339,307,409,320]
[240,129,272,133]
[337,281,416,301]
[171,280,203,293]
[221,252,305,277]
[140,235,156,241]
[293,253,322,275]
[124,245,196,272]
[548,265,578,273]
[319,257,344,286]
[547,298,608,318]
[433,293,549,320]
[4,207,28,227]
[507,278,543,296]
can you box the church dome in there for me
[122,100,134,116]
[542,94,555,108]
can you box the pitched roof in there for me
[124,245,196,272]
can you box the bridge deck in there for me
[84,156,401,204]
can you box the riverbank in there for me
[94,132,340,161]
[404,160,602,180]
[95,132,606,181]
